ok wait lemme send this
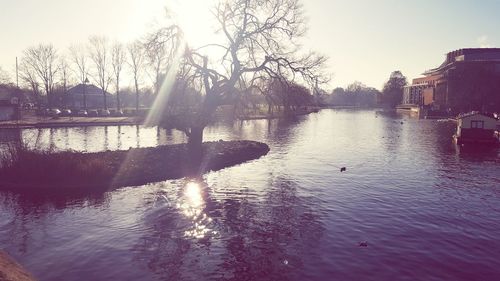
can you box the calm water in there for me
[1,109,500,281]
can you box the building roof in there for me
[423,48,500,76]
[67,84,112,96]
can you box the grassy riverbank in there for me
[0,140,269,192]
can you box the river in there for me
[1,109,499,281]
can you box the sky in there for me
[1,0,499,90]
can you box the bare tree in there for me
[88,36,112,110]
[111,41,126,111]
[144,25,181,96]
[58,56,71,106]
[19,59,41,101]
[23,44,59,106]
[154,0,328,159]
[0,66,11,84]
[69,44,90,109]
[127,40,145,112]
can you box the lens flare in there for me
[143,45,185,127]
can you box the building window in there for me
[471,120,484,129]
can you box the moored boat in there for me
[453,111,500,145]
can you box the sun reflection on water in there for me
[184,182,203,208]
[177,181,216,239]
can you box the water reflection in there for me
[136,125,140,148]
[0,129,22,143]
[0,191,110,254]
[103,126,109,150]
[0,129,22,159]
[216,178,324,281]
[179,181,215,239]
[1,117,306,155]
[83,127,88,151]
[132,177,324,281]
[379,112,405,153]
[6,125,188,153]
[455,143,500,157]
[117,126,122,150]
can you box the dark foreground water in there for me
[1,109,500,281]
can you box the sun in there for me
[168,0,219,47]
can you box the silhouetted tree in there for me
[19,59,42,104]
[88,36,112,110]
[0,66,11,84]
[326,83,379,107]
[111,41,126,111]
[332,87,345,95]
[22,44,59,106]
[381,71,407,108]
[57,56,71,106]
[69,44,90,109]
[154,0,328,161]
[127,41,145,112]
[144,26,180,96]
[168,76,203,111]
[267,79,313,113]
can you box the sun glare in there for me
[184,181,203,208]
[143,50,182,126]
[168,0,218,47]
[178,181,216,239]
[144,0,221,126]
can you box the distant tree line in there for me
[314,71,408,108]
[319,81,380,107]
[0,34,173,111]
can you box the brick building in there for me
[403,48,500,113]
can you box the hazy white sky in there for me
[1,0,499,90]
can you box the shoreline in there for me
[0,116,143,129]
[0,250,35,281]
[0,140,270,192]
[237,106,320,120]
[1,107,323,129]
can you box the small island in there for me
[0,140,270,193]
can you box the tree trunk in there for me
[283,101,292,116]
[103,89,107,110]
[135,80,140,112]
[82,83,86,109]
[45,85,51,108]
[187,126,204,164]
[116,78,121,111]
[117,91,120,111]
